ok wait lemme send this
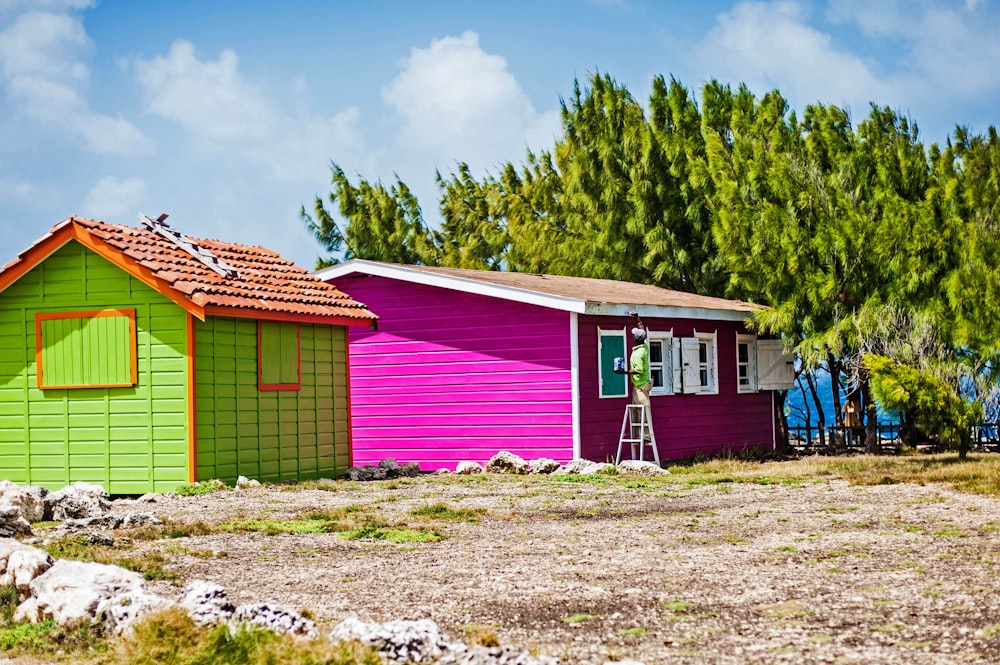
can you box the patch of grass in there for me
[873,622,908,632]
[0,619,59,652]
[174,478,228,496]
[409,502,487,522]
[561,614,599,624]
[774,546,798,553]
[339,526,441,543]
[0,585,19,624]
[41,536,177,581]
[658,453,1000,497]
[980,624,1000,638]
[100,607,382,665]
[931,525,966,537]
[460,624,500,647]
[220,519,333,536]
[760,600,813,619]
[661,599,692,613]
[617,627,646,637]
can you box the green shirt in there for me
[630,343,650,389]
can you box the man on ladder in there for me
[626,312,653,442]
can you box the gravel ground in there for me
[67,473,1000,664]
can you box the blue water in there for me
[784,367,899,427]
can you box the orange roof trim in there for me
[0,216,377,325]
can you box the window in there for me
[648,331,674,395]
[736,334,758,392]
[35,309,137,389]
[597,327,628,398]
[258,320,300,390]
[679,331,717,394]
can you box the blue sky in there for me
[1,0,998,270]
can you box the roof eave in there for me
[201,304,378,326]
[583,302,756,322]
[316,259,588,313]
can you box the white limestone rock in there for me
[45,482,111,520]
[16,559,145,628]
[553,459,602,475]
[96,588,175,636]
[485,451,530,475]
[179,580,235,627]
[0,506,32,538]
[455,461,484,475]
[617,460,670,476]
[0,481,48,522]
[232,601,317,638]
[529,458,561,474]
[0,540,52,596]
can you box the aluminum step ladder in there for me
[615,403,659,464]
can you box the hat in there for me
[632,327,646,342]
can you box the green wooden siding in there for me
[38,312,133,387]
[0,242,188,493]
[258,321,299,386]
[195,317,349,483]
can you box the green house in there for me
[0,216,376,494]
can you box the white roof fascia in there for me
[315,260,587,313]
[315,260,756,321]
[584,302,754,322]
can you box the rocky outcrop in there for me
[15,559,153,632]
[330,616,558,664]
[233,601,317,638]
[485,451,530,475]
[455,461,484,475]
[347,458,421,482]
[0,506,32,538]
[179,580,235,627]
[0,481,48,522]
[0,540,52,597]
[528,458,561,474]
[617,460,670,476]
[44,482,111,520]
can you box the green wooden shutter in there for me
[598,328,627,398]
[37,310,135,388]
[258,321,300,389]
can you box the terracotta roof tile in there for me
[10,217,376,323]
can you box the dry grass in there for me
[666,453,1000,496]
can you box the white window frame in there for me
[597,327,629,399]
[648,330,674,396]
[692,329,718,395]
[736,333,758,393]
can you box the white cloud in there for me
[133,40,275,144]
[697,1,887,113]
[0,8,150,154]
[381,31,560,172]
[80,176,147,220]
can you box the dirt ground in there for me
[72,472,1000,664]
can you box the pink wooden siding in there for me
[578,315,775,462]
[335,274,574,470]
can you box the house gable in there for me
[0,241,189,493]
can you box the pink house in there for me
[317,260,794,470]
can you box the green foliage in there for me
[99,607,382,665]
[865,355,982,456]
[0,619,58,651]
[303,69,1000,436]
[409,502,487,522]
[174,478,228,496]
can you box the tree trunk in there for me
[827,352,844,429]
[773,390,790,455]
[860,370,880,454]
[805,370,826,447]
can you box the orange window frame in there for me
[35,309,138,389]
[257,320,301,391]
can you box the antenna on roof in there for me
[138,212,241,279]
